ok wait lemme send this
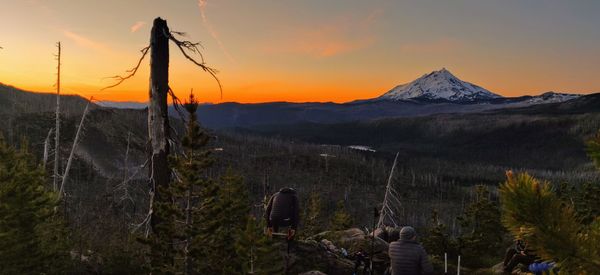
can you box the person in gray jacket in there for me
[387,226,434,275]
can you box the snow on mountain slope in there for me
[379,68,502,102]
[525,92,582,104]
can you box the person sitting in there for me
[503,229,537,273]
[388,226,434,275]
[264,187,300,240]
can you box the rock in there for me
[308,228,390,274]
[320,239,339,253]
[491,262,505,274]
[284,239,354,275]
[374,226,400,243]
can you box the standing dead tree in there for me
[377,152,402,228]
[102,17,221,243]
[53,41,62,192]
[43,129,54,169]
[59,97,93,200]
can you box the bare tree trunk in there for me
[43,128,54,169]
[184,187,192,275]
[59,97,92,199]
[148,17,171,238]
[53,42,61,191]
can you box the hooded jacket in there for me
[388,240,434,275]
[264,188,299,230]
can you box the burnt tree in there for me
[102,17,221,271]
[148,17,171,240]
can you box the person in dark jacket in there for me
[264,187,300,239]
[388,226,433,275]
[503,229,536,273]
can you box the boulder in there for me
[374,226,400,243]
[308,228,390,273]
[283,239,354,275]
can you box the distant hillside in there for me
[0,83,94,117]
[1,82,598,230]
[233,94,600,174]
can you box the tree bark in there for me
[148,17,171,238]
[53,42,61,191]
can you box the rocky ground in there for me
[283,228,535,275]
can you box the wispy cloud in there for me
[399,38,464,54]
[62,30,108,52]
[262,10,382,58]
[130,21,146,33]
[198,0,236,63]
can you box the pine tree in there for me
[150,92,255,273]
[0,137,71,273]
[422,210,455,257]
[457,185,504,267]
[301,191,323,238]
[500,171,600,274]
[330,200,353,231]
[142,92,216,273]
[235,216,284,274]
[196,170,250,274]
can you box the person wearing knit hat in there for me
[400,226,416,240]
[387,226,433,275]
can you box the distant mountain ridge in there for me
[379,68,502,102]
[0,72,587,130]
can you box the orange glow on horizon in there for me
[2,1,600,103]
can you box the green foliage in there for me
[330,200,353,231]
[0,137,71,274]
[457,185,504,268]
[500,171,600,274]
[195,170,251,274]
[301,192,324,238]
[556,181,600,225]
[235,216,284,274]
[421,210,456,258]
[586,131,600,169]
[143,93,256,273]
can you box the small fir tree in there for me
[0,137,71,273]
[422,210,455,257]
[457,185,504,267]
[301,191,324,237]
[235,216,284,274]
[330,200,353,231]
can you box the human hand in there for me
[266,227,273,237]
[288,229,296,239]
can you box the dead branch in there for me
[167,31,223,99]
[101,46,150,90]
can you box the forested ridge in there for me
[1,85,599,273]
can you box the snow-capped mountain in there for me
[525,92,582,104]
[379,68,502,102]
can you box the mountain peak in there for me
[380,68,502,102]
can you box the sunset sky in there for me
[1,0,600,103]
